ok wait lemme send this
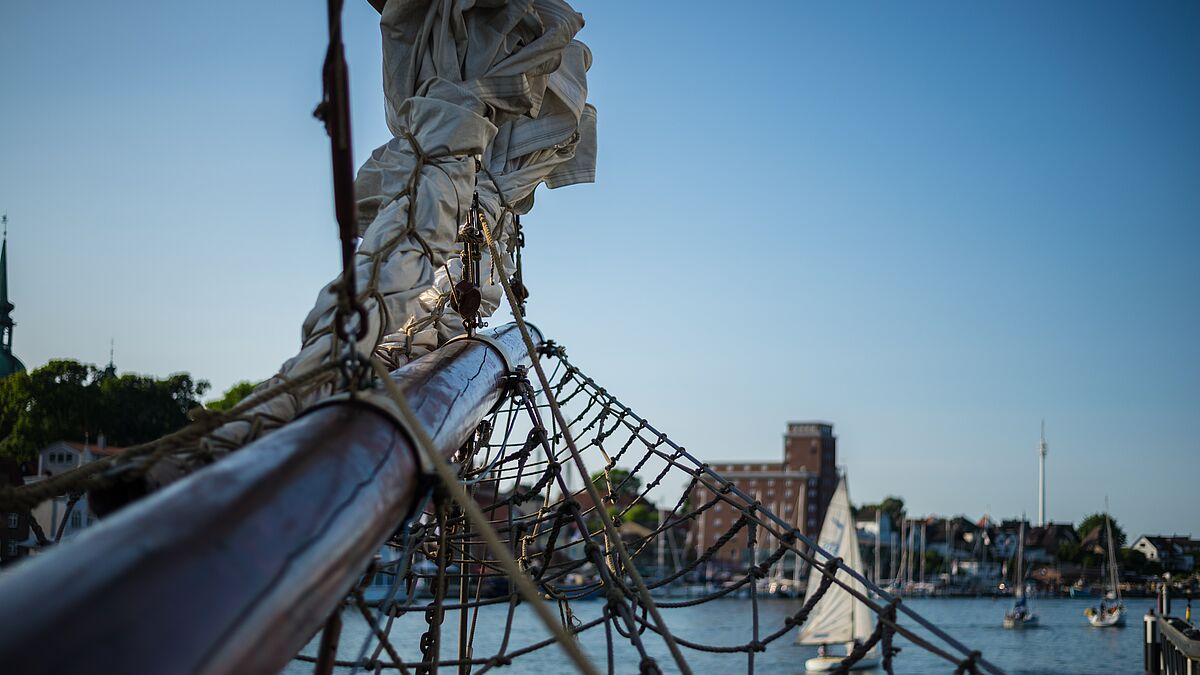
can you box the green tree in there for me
[879,496,905,528]
[1119,548,1148,575]
[924,549,945,574]
[590,467,642,500]
[613,503,659,527]
[1078,513,1126,548]
[205,381,258,412]
[0,360,209,461]
[1057,542,1082,564]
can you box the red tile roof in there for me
[64,441,127,457]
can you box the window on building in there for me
[5,541,16,556]
[785,489,793,498]
[766,480,774,487]
[767,490,774,499]
[808,504,817,512]
[70,511,82,529]
[6,513,18,529]
[713,518,723,528]
[808,517,817,527]
[785,505,793,513]
[761,464,768,471]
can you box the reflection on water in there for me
[282,596,1147,674]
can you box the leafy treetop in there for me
[1078,512,1127,549]
[0,359,210,462]
[590,467,642,500]
[205,381,258,412]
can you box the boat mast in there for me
[771,499,782,583]
[793,488,805,587]
[1104,498,1122,604]
[1015,520,1026,599]
[657,508,666,576]
[874,509,882,585]
[920,521,927,585]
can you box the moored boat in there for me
[797,475,881,671]
[1002,521,1038,629]
[1085,500,1126,627]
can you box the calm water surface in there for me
[284,596,1151,674]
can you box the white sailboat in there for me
[1002,520,1038,628]
[797,475,880,672]
[1085,500,1126,627]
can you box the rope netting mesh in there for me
[282,345,997,675]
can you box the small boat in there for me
[797,475,881,671]
[1003,596,1039,629]
[1002,521,1038,629]
[1085,603,1125,627]
[1085,500,1126,627]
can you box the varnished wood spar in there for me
[0,323,539,675]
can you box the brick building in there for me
[697,422,839,566]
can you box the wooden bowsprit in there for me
[0,324,539,675]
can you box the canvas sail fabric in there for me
[797,477,874,645]
[195,0,596,457]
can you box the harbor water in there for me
[284,596,1149,674]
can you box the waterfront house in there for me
[1131,535,1199,572]
[1025,522,1079,563]
[27,438,125,542]
[923,516,980,561]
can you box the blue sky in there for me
[1,1,1196,538]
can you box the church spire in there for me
[0,213,24,377]
[1,214,15,348]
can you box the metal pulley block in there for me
[450,278,482,321]
[510,271,530,306]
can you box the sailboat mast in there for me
[793,488,805,587]
[1104,498,1121,603]
[874,509,882,585]
[908,520,915,586]
[657,508,665,574]
[1016,521,1025,598]
[772,500,782,582]
[920,521,927,585]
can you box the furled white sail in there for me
[798,476,874,645]
[189,0,597,461]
